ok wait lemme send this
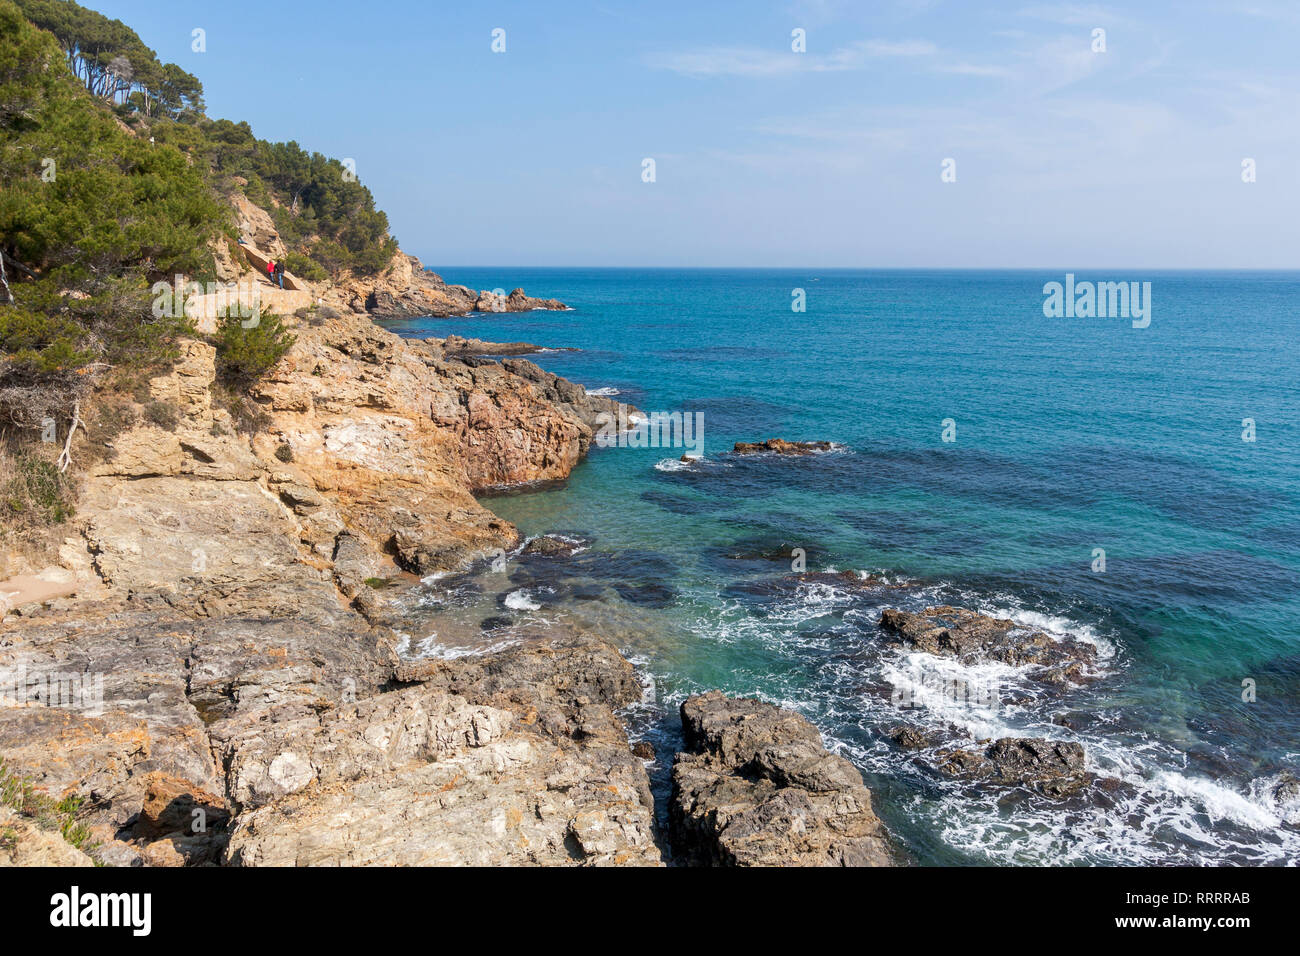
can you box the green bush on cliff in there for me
[214,312,294,390]
[282,251,327,282]
[1,452,73,524]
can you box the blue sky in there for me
[92,1,1298,267]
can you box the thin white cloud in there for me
[936,62,1014,77]
[646,38,938,77]
[1017,3,1132,26]
[1226,1,1300,24]
[861,39,938,56]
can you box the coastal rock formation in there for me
[63,305,635,610]
[732,439,835,456]
[879,606,1098,685]
[226,632,659,866]
[0,254,648,866]
[327,251,569,319]
[440,334,576,358]
[0,592,660,866]
[669,691,894,866]
[932,738,1092,798]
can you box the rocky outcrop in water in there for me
[522,535,584,557]
[879,606,1098,685]
[732,439,835,456]
[669,691,894,866]
[472,287,568,314]
[440,334,576,358]
[932,738,1092,798]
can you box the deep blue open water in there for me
[380,268,1300,865]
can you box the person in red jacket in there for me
[266,260,275,284]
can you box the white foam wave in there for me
[966,595,1118,662]
[881,651,1028,740]
[504,589,542,611]
[1152,770,1286,831]
[411,637,522,661]
[654,457,698,472]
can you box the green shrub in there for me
[213,312,294,390]
[283,251,326,281]
[273,442,293,462]
[142,399,179,431]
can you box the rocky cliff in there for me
[0,291,659,865]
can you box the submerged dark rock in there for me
[613,582,678,608]
[522,534,583,557]
[669,691,894,867]
[703,539,830,572]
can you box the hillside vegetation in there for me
[0,0,393,555]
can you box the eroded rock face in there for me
[0,596,390,864]
[230,190,286,259]
[247,314,630,569]
[879,606,1098,685]
[66,305,635,610]
[0,594,659,866]
[670,691,894,867]
[225,632,660,866]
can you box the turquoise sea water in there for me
[381,269,1300,865]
